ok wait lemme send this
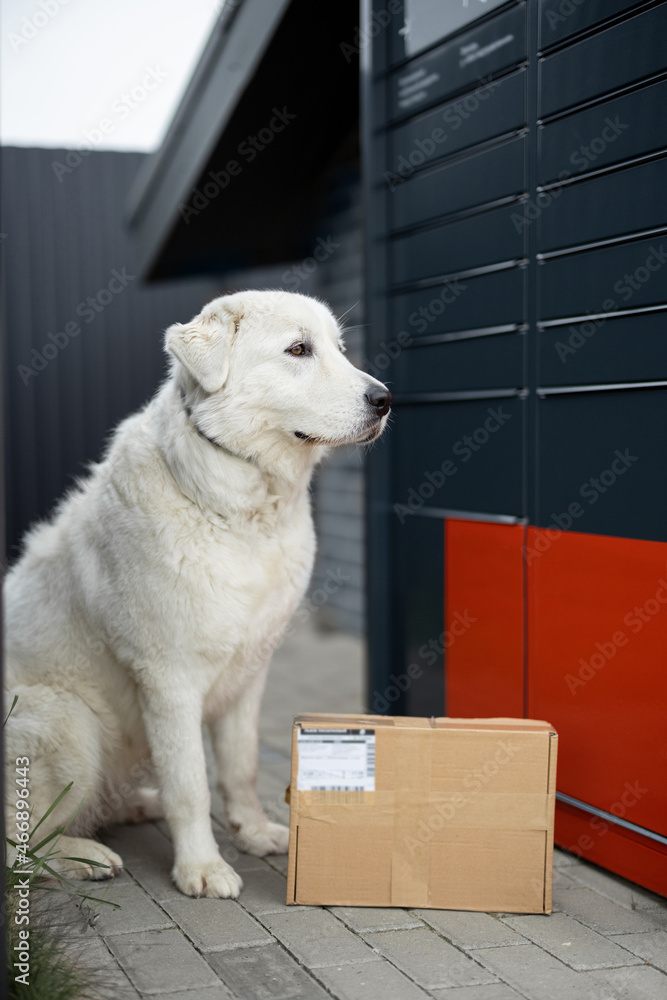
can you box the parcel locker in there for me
[363,0,667,893]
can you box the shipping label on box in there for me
[287,714,558,913]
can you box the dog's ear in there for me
[165,308,238,393]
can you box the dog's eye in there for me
[287,343,310,357]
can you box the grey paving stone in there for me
[212,823,271,874]
[105,823,184,900]
[62,934,141,999]
[329,905,423,932]
[363,927,498,990]
[261,908,379,968]
[553,848,585,869]
[207,942,330,999]
[555,886,664,936]
[583,964,667,1000]
[552,867,579,892]
[503,912,642,971]
[429,985,528,1000]
[474,942,598,1000]
[414,910,528,950]
[565,863,666,911]
[148,990,233,1000]
[90,883,174,936]
[610,931,667,973]
[32,889,94,929]
[236,863,311,915]
[315,956,430,999]
[106,928,220,995]
[160,896,272,952]
[263,852,289,875]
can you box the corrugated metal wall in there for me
[1,147,218,559]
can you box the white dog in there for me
[4,290,391,898]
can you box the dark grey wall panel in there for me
[389,4,526,120]
[539,0,641,49]
[539,312,667,387]
[539,156,667,253]
[539,236,667,321]
[391,332,525,394]
[392,396,525,516]
[392,267,525,338]
[391,135,526,230]
[389,515,445,716]
[539,6,667,118]
[536,388,667,542]
[388,68,526,178]
[538,76,667,184]
[2,147,217,558]
[391,203,524,285]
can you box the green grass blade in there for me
[30,781,73,837]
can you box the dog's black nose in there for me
[366,387,392,417]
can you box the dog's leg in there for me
[209,667,289,856]
[140,685,242,898]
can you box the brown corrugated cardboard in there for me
[286,714,557,913]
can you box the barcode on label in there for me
[297,728,376,793]
[366,742,375,776]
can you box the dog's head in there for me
[165,291,391,466]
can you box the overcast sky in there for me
[1,0,222,151]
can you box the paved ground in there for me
[39,623,666,999]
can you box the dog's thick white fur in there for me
[4,290,390,897]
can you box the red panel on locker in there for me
[445,519,525,717]
[556,800,667,898]
[527,528,667,840]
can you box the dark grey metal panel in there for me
[389,331,525,394]
[539,5,667,118]
[2,147,217,558]
[536,388,667,542]
[538,76,667,185]
[391,134,526,230]
[391,203,524,285]
[387,67,526,179]
[389,514,445,716]
[539,156,667,253]
[539,236,667,321]
[389,4,526,119]
[539,312,667,387]
[539,0,641,50]
[392,396,525,517]
[392,266,526,338]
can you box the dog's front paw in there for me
[172,856,243,898]
[53,837,124,880]
[232,821,289,856]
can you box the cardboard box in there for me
[287,714,557,913]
